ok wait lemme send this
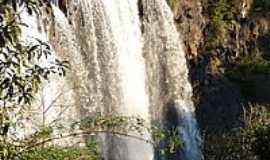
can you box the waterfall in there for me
[19,0,202,159]
[101,0,154,160]
[142,1,201,159]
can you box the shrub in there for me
[22,143,100,160]
[227,54,270,79]
[226,54,270,103]
[203,104,270,160]
[252,126,270,160]
[204,0,241,50]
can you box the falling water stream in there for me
[19,0,201,159]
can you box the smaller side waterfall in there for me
[142,0,201,159]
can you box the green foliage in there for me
[0,139,100,160]
[252,126,270,160]
[204,0,240,50]
[0,0,69,135]
[204,104,270,160]
[22,144,100,160]
[0,113,183,160]
[0,0,68,105]
[167,0,179,10]
[227,54,270,79]
[226,54,270,102]
[0,1,69,159]
[154,127,182,159]
[0,138,18,160]
[76,113,183,156]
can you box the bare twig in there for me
[17,130,154,155]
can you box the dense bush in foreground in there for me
[203,104,270,160]
[22,144,100,160]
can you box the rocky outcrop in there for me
[170,0,270,133]
[170,0,205,59]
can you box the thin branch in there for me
[17,130,154,155]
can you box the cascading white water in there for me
[101,0,149,122]
[100,0,154,160]
[18,0,202,159]
[142,0,201,159]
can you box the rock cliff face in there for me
[169,0,270,133]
